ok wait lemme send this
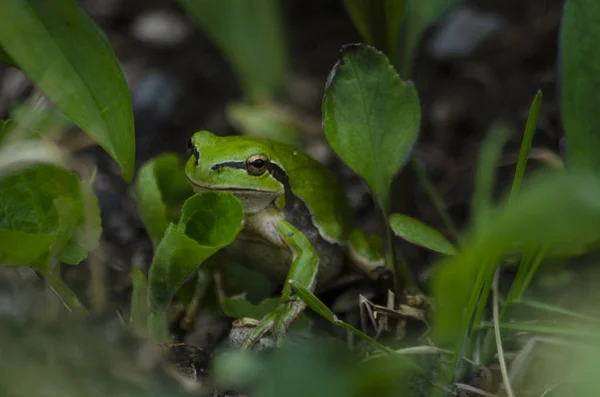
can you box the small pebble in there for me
[131,10,192,47]
[428,5,505,60]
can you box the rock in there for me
[428,5,505,60]
[131,10,192,47]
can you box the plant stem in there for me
[412,157,461,243]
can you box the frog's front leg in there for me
[240,219,318,350]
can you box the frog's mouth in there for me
[186,176,280,214]
[185,175,271,193]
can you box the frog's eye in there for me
[246,154,269,176]
[187,138,199,159]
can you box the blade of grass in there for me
[412,156,460,242]
[472,121,509,235]
[509,90,543,202]
[492,269,516,397]
[511,299,600,323]
[477,322,600,338]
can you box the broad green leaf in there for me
[432,170,600,345]
[222,296,279,320]
[322,44,420,210]
[135,154,193,247]
[398,0,462,78]
[0,0,135,181]
[560,0,600,173]
[178,0,287,103]
[0,120,16,143]
[149,192,244,313]
[390,213,456,255]
[342,0,406,60]
[0,46,16,67]
[0,164,82,267]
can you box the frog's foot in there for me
[240,298,306,350]
[373,266,397,298]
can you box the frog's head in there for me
[185,130,285,213]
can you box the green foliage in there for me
[342,0,406,60]
[130,268,149,333]
[148,192,244,340]
[432,170,600,373]
[0,45,15,67]
[510,90,543,200]
[560,0,600,173]
[214,340,421,397]
[0,165,100,268]
[226,101,301,147]
[135,154,194,247]
[322,44,420,211]
[389,214,456,255]
[398,0,462,77]
[472,121,509,234]
[178,0,287,104]
[0,0,135,182]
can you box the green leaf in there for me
[471,121,509,234]
[226,101,301,147]
[178,0,287,103]
[59,179,102,265]
[432,170,600,345]
[131,267,149,333]
[342,0,406,60]
[0,164,82,268]
[398,0,462,78]
[389,213,456,255]
[148,192,244,314]
[222,296,279,320]
[560,0,600,173]
[0,46,16,67]
[0,0,135,181]
[322,44,420,210]
[510,90,542,201]
[135,154,193,247]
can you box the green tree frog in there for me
[185,130,391,349]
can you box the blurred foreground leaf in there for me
[342,0,406,60]
[0,0,135,181]
[0,165,97,268]
[178,0,287,103]
[432,170,600,346]
[560,0,600,173]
